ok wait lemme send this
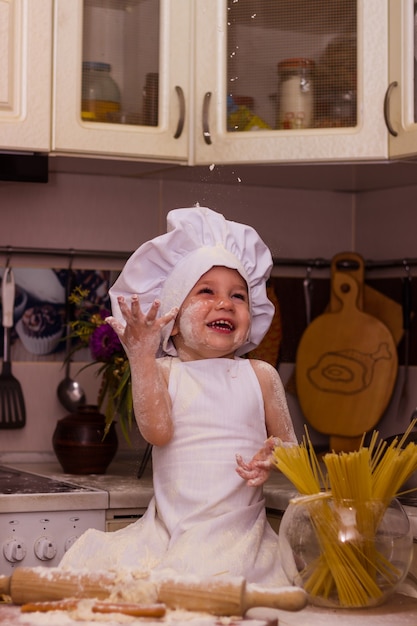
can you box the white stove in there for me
[0,465,108,575]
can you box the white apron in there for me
[60,357,289,585]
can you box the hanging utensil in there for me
[285,263,314,396]
[57,260,86,412]
[396,261,413,421]
[0,266,26,428]
[303,264,314,326]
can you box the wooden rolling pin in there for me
[21,599,166,618]
[0,567,307,615]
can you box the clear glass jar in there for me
[277,58,315,130]
[81,62,121,123]
[279,497,413,609]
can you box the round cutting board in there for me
[296,271,398,441]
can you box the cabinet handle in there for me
[173,86,185,139]
[383,81,398,137]
[202,92,212,145]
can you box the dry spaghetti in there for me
[273,421,417,608]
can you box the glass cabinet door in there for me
[194,0,389,165]
[80,0,160,127]
[53,0,190,161]
[227,2,357,132]
[388,0,417,158]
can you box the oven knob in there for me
[34,537,57,561]
[64,536,79,551]
[3,539,27,563]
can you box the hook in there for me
[303,264,314,326]
[67,248,75,272]
[402,258,411,278]
[5,245,13,268]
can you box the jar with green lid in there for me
[81,62,121,123]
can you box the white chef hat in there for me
[109,206,274,356]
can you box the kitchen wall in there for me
[0,160,416,463]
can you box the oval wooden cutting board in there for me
[296,271,398,442]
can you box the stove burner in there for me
[0,466,90,495]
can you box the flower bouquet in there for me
[69,286,133,442]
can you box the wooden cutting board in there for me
[285,253,404,398]
[329,252,404,344]
[296,264,398,452]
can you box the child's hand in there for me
[235,437,296,487]
[106,295,177,358]
[235,452,271,487]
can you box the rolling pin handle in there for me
[0,575,11,596]
[243,584,308,612]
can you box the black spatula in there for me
[1,267,26,428]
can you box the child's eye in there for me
[233,293,247,301]
[198,287,213,295]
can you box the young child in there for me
[60,206,297,586]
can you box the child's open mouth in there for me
[207,319,235,333]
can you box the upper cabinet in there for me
[53,0,190,161]
[387,0,417,158]
[0,0,52,152]
[4,0,417,165]
[53,0,390,165]
[192,0,389,165]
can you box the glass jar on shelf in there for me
[81,61,121,123]
[277,58,315,130]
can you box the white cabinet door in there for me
[387,0,417,158]
[0,0,52,152]
[53,0,190,161]
[193,0,389,166]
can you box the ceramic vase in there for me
[52,405,118,474]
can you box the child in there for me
[60,206,297,585]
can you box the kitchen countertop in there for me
[5,459,417,535]
[4,458,300,512]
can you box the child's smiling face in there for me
[171,266,251,361]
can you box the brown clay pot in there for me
[53,405,118,474]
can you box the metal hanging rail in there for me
[0,245,129,261]
[272,256,417,272]
[0,246,416,272]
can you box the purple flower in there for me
[90,324,122,361]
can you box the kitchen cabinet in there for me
[53,0,391,165]
[53,0,190,161]
[5,0,417,166]
[387,0,417,157]
[0,0,52,152]
[192,0,390,165]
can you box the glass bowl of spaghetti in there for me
[273,423,417,609]
[279,494,412,608]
